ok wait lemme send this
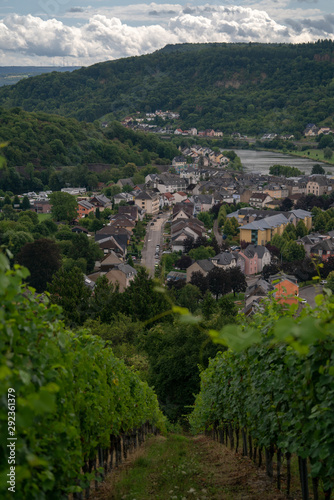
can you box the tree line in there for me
[1,41,334,134]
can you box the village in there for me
[20,143,334,314]
[117,110,334,141]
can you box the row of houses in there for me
[186,244,272,282]
[303,123,334,137]
[85,205,141,292]
[170,202,207,252]
[135,168,333,216]
[297,231,334,260]
[28,193,113,216]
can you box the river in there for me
[232,149,333,175]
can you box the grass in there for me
[111,434,204,500]
[94,431,324,500]
[37,213,52,222]
[224,292,245,303]
[287,148,334,166]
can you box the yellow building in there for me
[239,210,312,245]
[240,214,287,246]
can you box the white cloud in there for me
[1,5,334,65]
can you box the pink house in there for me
[238,248,259,275]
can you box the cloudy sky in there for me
[0,0,333,66]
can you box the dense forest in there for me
[1,41,334,134]
[0,109,178,193]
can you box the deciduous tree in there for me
[207,267,231,300]
[47,267,91,326]
[16,238,61,292]
[228,266,247,296]
[190,271,209,295]
[49,191,78,222]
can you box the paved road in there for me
[299,284,323,308]
[142,212,170,276]
[213,219,222,246]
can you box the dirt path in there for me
[90,433,288,500]
[192,435,286,500]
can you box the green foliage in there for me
[1,230,34,256]
[175,284,202,313]
[18,210,39,225]
[69,233,103,273]
[296,220,308,237]
[141,320,222,421]
[0,254,165,499]
[49,191,78,222]
[269,165,303,177]
[282,240,306,262]
[3,42,334,135]
[223,216,239,237]
[0,109,178,194]
[47,266,91,326]
[228,266,247,296]
[314,212,327,232]
[283,222,297,240]
[190,291,334,490]
[16,238,61,292]
[188,245,215,260]
[196,211,213,229]
[161,252,180,274]
[323,147,333,160]
[311,164,325,175]
[207,267,231,300]
[121,267,170,323]
[326,271,334,292]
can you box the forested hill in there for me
[1,41,334,134]
[0,108,178,193]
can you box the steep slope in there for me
[0,108,178,192]
[1,41,334,133]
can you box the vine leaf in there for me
[209,325,261,352]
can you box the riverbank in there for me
[233,148,331,174]
[284,149,334,167]
[246,144,334,168]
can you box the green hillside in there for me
[0,108,178,193]
[1,41,334,134]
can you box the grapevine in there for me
[190,291,334,497]
[0,254,165,499]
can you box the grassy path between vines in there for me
[91,434,289,500]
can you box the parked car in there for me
[320,280,327,285]
[300,298,307,304]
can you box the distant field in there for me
[288,149,334,166]
[0,66,81,87]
